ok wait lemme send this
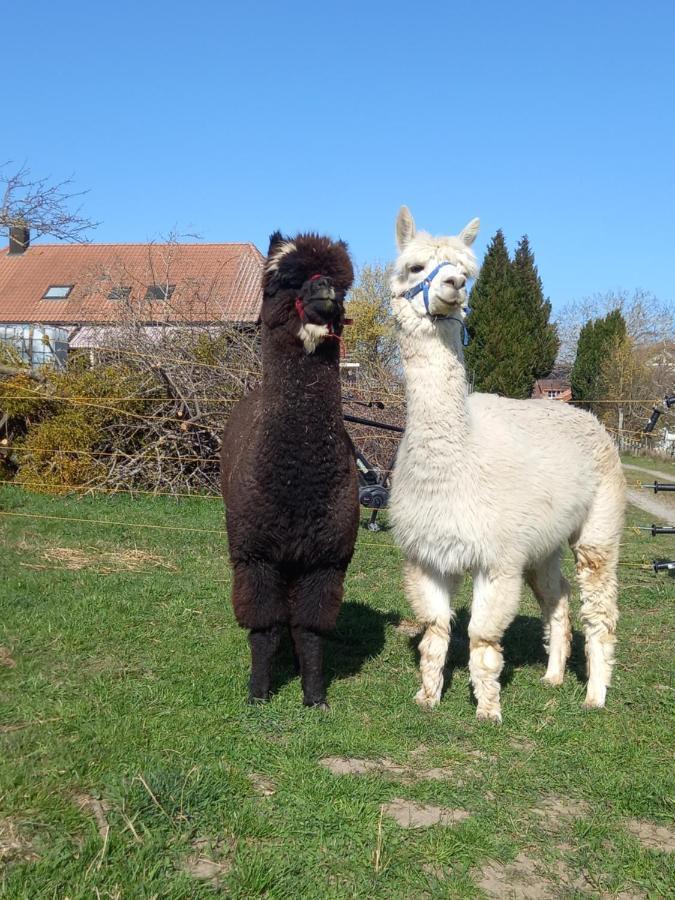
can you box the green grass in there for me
[621,452,675,479]
[1,488,673,898]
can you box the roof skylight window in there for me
[144,284,175,301]
[107,286,131,301]
[42,285,73,300]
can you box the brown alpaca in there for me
[220,232,359,708]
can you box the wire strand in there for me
[0,507,403,551]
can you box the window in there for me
[144,284,175,301]
[0,324,69,367]
[42,285,73,299]
[547,390,560,398]
[107,286,131,301]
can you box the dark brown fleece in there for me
[220,232,359,704]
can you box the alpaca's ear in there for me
[267,230,285,256]
[459,218,480,246]
[396,206,416,250]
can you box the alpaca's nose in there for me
[310,275,331,291]
[443,273,466,290]
[309,276,335,302]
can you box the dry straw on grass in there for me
[20,546,178,574]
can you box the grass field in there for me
[1,487,673,898]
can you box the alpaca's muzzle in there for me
[297,274,339,325]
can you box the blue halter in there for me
[403,261,470,345]
[403,261,452,314]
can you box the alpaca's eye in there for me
[409,264,424,274]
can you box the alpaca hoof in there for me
[583,683,607,709]
[476,707,502,725]
[247,692,270,705]
[305,700,330,711]
[414,688,440,709]
[582,696,606,711]
[541,673,564,687]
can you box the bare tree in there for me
[596,336,665,432]
[556,289,674,364]
[345,263,399,369]
[0,161,97,243]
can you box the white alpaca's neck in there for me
[398,313,470,463]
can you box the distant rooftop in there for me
[0,235,264,325]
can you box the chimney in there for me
[8,224,30,255]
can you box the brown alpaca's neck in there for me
[260,328,342,421]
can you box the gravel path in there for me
[625,488,673,523]
[623,461,674,522]
[622,461,675,483]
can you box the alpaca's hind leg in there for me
[572,543,619,709]
[468,571,521,723]
[526,550,572,686]
[290,566,346,708]
[231,561,288,703]
[403,561,461,709]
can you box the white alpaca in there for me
[389,207,625,723]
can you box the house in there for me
[531,377,572,402]
[642,340,675,374]
[0,225,264,365]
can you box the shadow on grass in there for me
[269,601,395,697]
[408,607,587,703]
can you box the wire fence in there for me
[1,351,673,577]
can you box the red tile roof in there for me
[531,378,572,401]
[0,241,264,324]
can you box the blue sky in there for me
[5,0,674,313]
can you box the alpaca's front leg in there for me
[290,567,345,708]
[468,572,521,723]
[291,626,328,708]
[231,561,288,703]
[403,562,461,709]
[248,624,283,702]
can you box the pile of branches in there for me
[85,323,262,495]
[1,325,405,496]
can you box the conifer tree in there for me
[570,309,627,409]
[465,231,559,398]
[512,235,559,383]
[464,230,521,394]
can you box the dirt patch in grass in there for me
[0,646,16,668]
[22,546,178,575]
[530,794,591,831]
[74,793,111,839]
[476,852,593,899]
[625,818,675,852]
[509,736,536,753]
[0,817,39,865]
[320,755,471,784]
[408,743,428,758]
[382,798,470,829]
[422,861,452,880]
[247,773,276,796]
[180,837,233,887]
[321,756,408,778]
